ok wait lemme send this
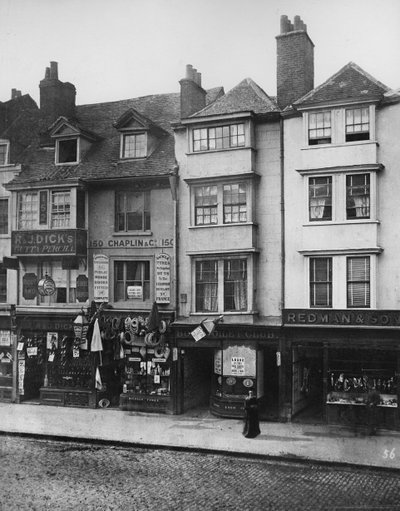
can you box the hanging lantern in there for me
[73,309,89,342]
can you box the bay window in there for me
[195,258,248,313]
[346,174,370,219]
[193,123,245,152]
[51,191,71,227]
[195,186,217,225]
[346,107,370,142]
[18,191,39,229]
[17,189,74,230]
[308,112,331,145]
[309,177,332,221]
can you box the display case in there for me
[39,336,96,408]
[119,343,172,413]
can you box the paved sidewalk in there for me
[0,402,399,470]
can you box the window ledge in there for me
[55,161,79,166]
[118,157,148,162]
[189,222,257,230]
[302,140,377,151]
[302,220,380,227]
[187,146,252,156]
[113,231,153,237]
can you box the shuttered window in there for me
[347,257,370,308]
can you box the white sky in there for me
[0,0,399,106]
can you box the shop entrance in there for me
[292,346,324,424]
[182,348,213,413]
[259,347,279,421]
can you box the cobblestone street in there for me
[0,435,399,510]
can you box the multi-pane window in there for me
[193,124,245,152]
[309,177,332,221]
[0,142,9,166]
[223,183,247,223]
[347,256,370,308]
[346,107,370,142]
[224,259,247,311]
[194,182,249,226]
[0,199,8,234]
[195,258,248,313]
[346,174,370,219]
[115,191,151,232]
[195,186,218,225]
[122,133,146,158]
[0,268,6,302]
[310,258,332,308]
[114,260,150,302]
[51,191,71,228]
[308,112,331,145]
[57,139,78,164]
[18,192,39,229]
[195,260,218,312]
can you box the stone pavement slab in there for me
[0,402,399,471]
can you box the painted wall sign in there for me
[12,229,87,256]
[93,254,109,302]
[76,274,89,302]
[89,238,174,249]
[22,273,38,300]
[39,190,48,225]
[155,253,171,304]
[284,309,400,328]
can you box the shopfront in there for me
[173,323,281,419]
[284,309,400,430]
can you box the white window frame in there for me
[304,170,376,225]
[191,123,246,153]
[191,180,252,227]
[0,140,10,166]
[120,132,147,159]
[303,105,376,147]
[114,190,151,233]
[191,254,254,314]
[112,257,152,305]
[17,188,74,230]
[50,190,71,228]
[305,253,376,309]
[55,137,80,165]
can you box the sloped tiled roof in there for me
[294,62,390,107]
[192,78,279,117]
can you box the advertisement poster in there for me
[93,254,109,302]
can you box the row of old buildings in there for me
[1,15,400,430]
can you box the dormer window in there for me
[0,140,10,166]
[56,138,79,164]
[122,133,147,159]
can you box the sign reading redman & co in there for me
[11,230,87,256]
[284,309,400,328]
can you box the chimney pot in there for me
[185,64,193,80]
[11,88,17,99]
[50,61,58,79]
[280,15,289,34]
[45,67,50,79]
[196,72,202,87]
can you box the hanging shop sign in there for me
[0,330,11,347]
[11,229,87,256]
[155,253,171,304]
[76,274,89,302]
[22,273,38,300]
[37,275,56,296]
[93,254,109,302]
[284,309,400,328]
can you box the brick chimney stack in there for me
[179,64,206,118]
[276,15,314,109]
[11,89,22,100]
[39,61,76,124]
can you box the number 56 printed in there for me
[383,448,396,459]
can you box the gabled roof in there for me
[294,62,390,107]
[49,116,101,141]
[191,78,279,117]
[113,108,165,134]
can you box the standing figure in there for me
[243,390,261,438]
[366,389,380,436]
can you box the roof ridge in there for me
[77,91,180,109]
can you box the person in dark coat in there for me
[366,389,380,435]
[243,390,261,438]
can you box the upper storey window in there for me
[345,107,370,142]
[193,123,245,152]
[122,133,147,159]
[115,190,151,232]
[0,140,10,166]
[18,189,71,230]
[306,105,373,146]
[308,112,331,145]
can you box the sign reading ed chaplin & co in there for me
[284,309,400,328]
[12,230,87,256]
